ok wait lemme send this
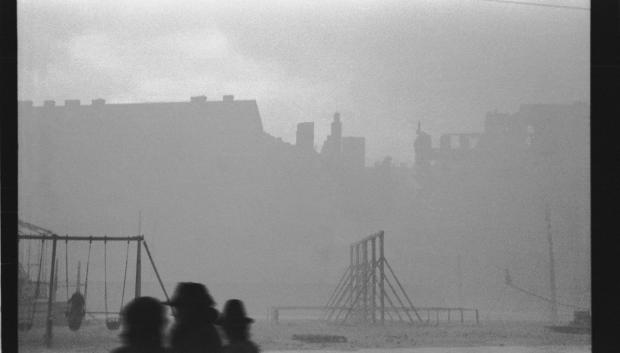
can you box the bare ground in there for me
[17,319,591,353]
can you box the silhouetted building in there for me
[413,122,432,173]
[321,113,342,159]
[19,95,264,140]
[341,137,365,169]
[437,133,481,163]
[296,122,315,151]
[480,102,588,161]
[439,134,451,152]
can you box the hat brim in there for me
[215,317,254,326]
[163,299,205,307]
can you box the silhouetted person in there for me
[166,282,222,353]
[66,291,86,331]
[216,299,259,353]
[111,296,170,353]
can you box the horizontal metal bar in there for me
[273,306,478,312]
[18,234,144,242]
[86,311,121,315]
[273,306,340,311]
[352,231,383,246]
[415,307,477,311]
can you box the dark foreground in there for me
[18,319,590,352]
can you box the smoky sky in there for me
[18,0,589,163]
[18,1,590,319]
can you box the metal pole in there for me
[383,269,415,324]
[362,240,368,322]
[19,234,144,241]
[349,245,354,307]
[143,241,170,301]
[384,258,423,322]
[65,237,69,299]
[327,273,354,321]
[135,238,142,298]
[84,240,92,302]
[379,231,385,325]
[340,259,380,323]
[545,205,558,324]
[45,235,58,348]
[457,254,463,308]
[324,265,351,318]
[371,237,376,324]
[355,243,360,320]
[272,308,279,324]
[26,240,32,279]
[53,257,59,302]
[76,261,81,293]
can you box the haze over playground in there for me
[18,0,589,328]
[18,96,589,322]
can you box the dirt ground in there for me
[17,319,591,353]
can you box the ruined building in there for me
[411,102,588,174]
[413,121,432,173]
[295,122,315,152]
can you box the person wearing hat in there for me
[216,299,259,353]
[111,296,170,353]
[166,282,222,353]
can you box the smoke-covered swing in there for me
[65,238,92,331]
[103,238,132,330]
[18,238,46,331]
[18,220,171,347]
[25,235,131,332]
[63,237,132,331]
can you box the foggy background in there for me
[18,0,589,322]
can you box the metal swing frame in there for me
[18,224,170,348]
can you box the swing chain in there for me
[65,236,69,302]
[104,237,109,322]
[119,240,130,311]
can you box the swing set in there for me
[18,220,170,348]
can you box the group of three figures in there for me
[111,282,259,353]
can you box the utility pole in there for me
[457,254,463,308]
[135,211,143,298]
[45,235,58,347]
[53,257,59,302]
[546,204,558,324]
[135,239,142,298]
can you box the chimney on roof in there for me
[65,99,80,107]
[43,100,56,107]
[191,95,207,103]
[223,95,234,102]
[92,98,106,106]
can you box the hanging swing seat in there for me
[66,310,85,331]
[103,239,130,331]
[106,318,121,330]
